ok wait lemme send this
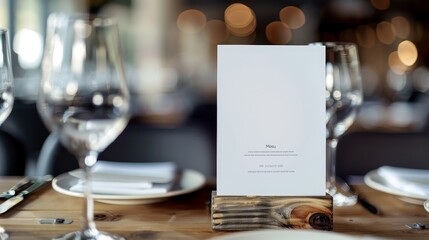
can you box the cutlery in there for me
[337,177,380,215]
[0,177,34,199]
[0,175,52,215]
[0,226,8,240]
[406,223,426,230]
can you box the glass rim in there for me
[0,28,8,34]
[309,41,357,49]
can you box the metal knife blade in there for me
[0,177,34,199]
[0,175,52,215]
[337,177,380,215]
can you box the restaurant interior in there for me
[1,0,429,180]
[2,1,429,239]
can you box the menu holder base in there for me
[211,191,333,231]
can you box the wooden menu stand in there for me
[211,191,333,231]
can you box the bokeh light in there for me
[279,6,305,29]
[386,102,414,127]
[265,21,291,44]
[411,66,429,92]
[177,9,207,34]
[92,93,104,106]
[397,40,418,67]
[13,28,43,69]
[205,20,229,44]
[386,69,407,92]
[224,3,256,37]
[376,21,395,45]
[388,51,408,74]
[65,82,78,96]
[391,16,410,39]
[371,0,390,10]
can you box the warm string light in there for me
[386,40,417,75]
[279,6,305,29]
[397,40,418,67]
[376,21,395,45]
[266,21,291,44]
[176,4,418,90]
[177,4,306,45]
[177,9,207,34]
[391,16,410,39]
[325,12,415,90]
[176,2,418,87]
[388,51,408,75]
[329,15,410,49]
[266,5,305,44]
[224,3,256,37]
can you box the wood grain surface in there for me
[0,177,428,239]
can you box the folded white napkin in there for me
[377,166,429,198]
[69,161,178,195]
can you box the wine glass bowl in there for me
[325,43,362,141]
[0,29,14,126]
[38,13,129,239]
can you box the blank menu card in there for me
[217,45,326,196]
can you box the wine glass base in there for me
[53,231,125,240]
[332,192,357,207]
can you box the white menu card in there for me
[217,45,326,196]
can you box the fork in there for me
[0,177,33,199]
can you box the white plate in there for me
[210,229,384,240]
[364,170,426,204]
[52,168,206,205]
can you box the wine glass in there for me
[0,29,14,127]
[37,13,129,239]
[311,42,363,206]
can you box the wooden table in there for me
[0,177,429,239]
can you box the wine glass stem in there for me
[327,138,338,196]
[80,152,99,238]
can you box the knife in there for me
[337,177,380,215]
[0,177,34,199]
[0,175,53,215]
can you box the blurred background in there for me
[1,0,429,178]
